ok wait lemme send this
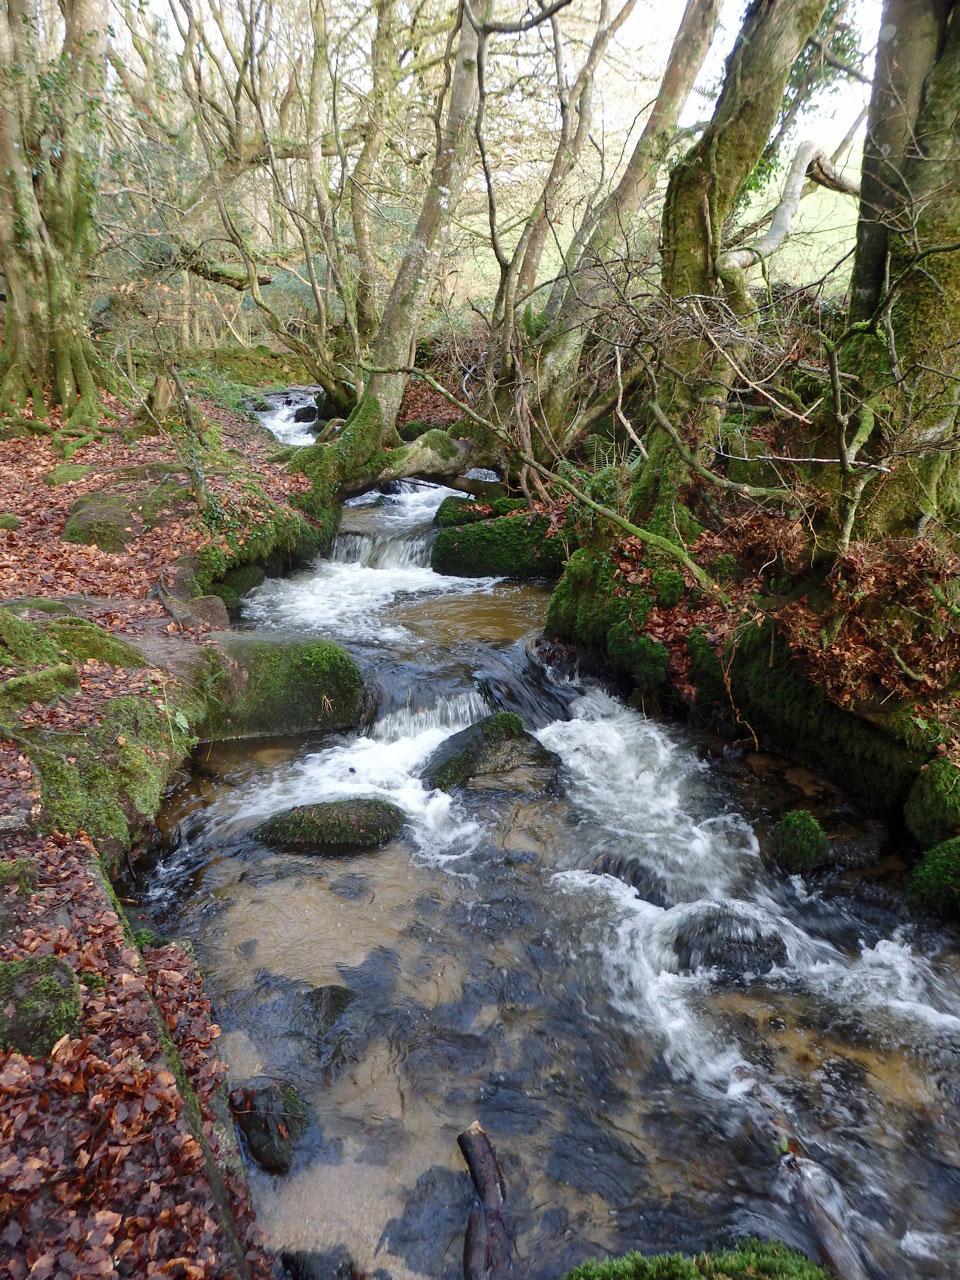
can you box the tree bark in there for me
[0,0,111,426]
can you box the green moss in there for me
[727,622,926,810]
[771,810,830,874]
[687,629,729,716]
[277,1084,309,1139]
[561,1238,830,1280]
[547,549,665,693]
[210,563,267,610]
[0,955,82,1055]
[194,503,328,594]
[253,798,406,853]
[0,857,38,895]
[908,836,960,916]
[651,566,686,610]
[432,513,568,579]
[211,636,363,738]
[435,496,483,528]
[0,607,61,667]
[904,758,960,849]
[0,663,78,712]
[44,463,95,486]
[416,428,458,461]
[79,971,107,991]
[46,617,148,667]
[0,512,19,530]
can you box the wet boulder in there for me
[431,511,568,578]
[671,903,788,977]
[253,799,406,854]
[229,1081,308,1174]
[590,852,674,908]
[293,404,318,424]
[421,712,561,792]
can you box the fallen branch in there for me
[458,1121,511,1280]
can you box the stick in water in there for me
[457,1121,512,1280]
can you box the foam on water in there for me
[258,392,320,446]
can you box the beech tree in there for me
[0,0,112,426]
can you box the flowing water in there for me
[147,396,960,1279]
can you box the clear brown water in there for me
[148,461,960,1279]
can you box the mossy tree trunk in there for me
[299,2,492,504]
[631,0,828,538]
[835,1,960,541]
[0,0,111,427]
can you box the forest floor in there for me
[0,390,317,1279]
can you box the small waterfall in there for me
[330,530,433,569]
[369,689,490,742]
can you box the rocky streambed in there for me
[145,394,960,1280]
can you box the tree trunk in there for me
[300,2,489,502]
[842,5,960,539]
[0,0,111,427]
[536,0,722,429]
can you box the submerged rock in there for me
[282,1246,391,1280]
[229,1081,308,1174]
[671,903,788,977]
[421,712,561,792]
[291,983,356,1052]
[253,799,406,853]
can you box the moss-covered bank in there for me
[561,1238,830,1280]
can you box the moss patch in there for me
[562,1239,830,1280]
[253,799,406,854]
[770,810,830,874]
[0,955,81,1055]
[432,512,568,579]
[908,835,960,916]
[44,463,95,486]
[904,758,960,849]
[0,512,20,530]
[62,492,136,553]
[210,635,362,738]
[0,857,38,895]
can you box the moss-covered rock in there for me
[44,463,95,486]
[562,1238,830,1280]
[908,835,960,916]
[0,955,81,1055]
[651,566,686,610]
[434,496,527,529]
[61,492,136,553]
[45,616,149,668]
[770,810,830,875]
[210,635,362,738]
[253,799,405,853]
[0,512,20,530]
[904,758,960,849]
[210,563,267,610]
[432,512,568,579]
[421,712,560,791]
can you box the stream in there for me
[146,392,960,1279]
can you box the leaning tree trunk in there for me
[299,1,491,503]
[631,0,828,539]
[0,0,110,428]
[535,0,722,434]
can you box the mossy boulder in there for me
[46,616,149,668]
[229,1081,308,1174]
[0,956,82,1055]
[210,563,267,610]
[561,1238,831,1280]
[210,635,363,738]
[908,835,960,916]
[62,492,137,553]
[421,712,561,792]
[904,758,960,849]
[44,463,95,486]
[432,512,568,579]
[253,799,405,854]
[434,496,526,529]
[770,810,830,875]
